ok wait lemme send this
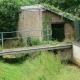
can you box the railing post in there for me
[47,27,49,43]
[1,33,4,49]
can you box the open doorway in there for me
[51,22,65,42]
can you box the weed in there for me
[4,39,25,49]
[0,51,80,80]
[63,37,74,43]
[27,37,41,46]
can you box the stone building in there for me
[18,5,74,42]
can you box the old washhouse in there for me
[18,5,74,42]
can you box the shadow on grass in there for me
[61,59,80,68]
[0,54,31,64]
[0,52,41,64]
[61,59,73,64]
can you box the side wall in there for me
[64,23,74,39]
[18,10,43,41]
[73,42,80,66]
[42,11,61,40]
[58,48,72,61]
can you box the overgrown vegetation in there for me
[37,0,80,17]
[43,4,80,20]
[0,51,80,80]
[43,14,52,40]
[4,39,25,49]
[0,0,21,33]
[27,37,41,46]
[3,37,61,49]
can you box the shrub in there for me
[31,38,41,46]
[27,37,41,46]
[0,0,21,37]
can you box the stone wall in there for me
[42,11,61,23]
[73,42,80,66]
[18,10,43,42]
[58,48,72,61]
[64,23,74,39]
[53,48,72,62]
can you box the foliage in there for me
[41,40,60,45]
[0,0,21,33]
[27,37,41,46]
[43,14,52,40]
[0,51,80,80]
[3,37,61,49]
[17,0,36,6]
[31,38,41,46]
[37,0,80,17]
[4,39,25,48]
[43,4,80,20]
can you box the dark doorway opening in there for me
[51,22,65,42]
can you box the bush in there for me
[0,0,21,37]
[31,38,41,45]
[27,37,41,46]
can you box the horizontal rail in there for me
[0,44,72,56]
[0,28,51,34]
[0,34,52,40]
[0,28,52,49]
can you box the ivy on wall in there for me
[43,14,52,40]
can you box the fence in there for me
[0,28,52,49]
[74,20,80,40]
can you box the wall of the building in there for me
[18,9,74,43]
[42,11,61,22]
[64,23,74,39]
[42,11,61,40]
[42,11,74,40]
[53,48,72,62]
[58,48,72,61]
[18,10,43,42]
[73,42,80,66]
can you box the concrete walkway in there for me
[0,44,72,56]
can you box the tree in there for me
[37,0,80,17]
[17,0,36,6]
[0,0,21,33]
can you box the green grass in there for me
[3,39,61,49]
[0,51,80,80]
[41,40,61,45]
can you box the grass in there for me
[3,38,61,49]
[0,51,80,80]
[41,40,61,45]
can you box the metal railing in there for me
[0,28,52,49]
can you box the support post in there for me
[25,31,27,46]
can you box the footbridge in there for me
[0,44,72,56]
[0,29,72,56]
